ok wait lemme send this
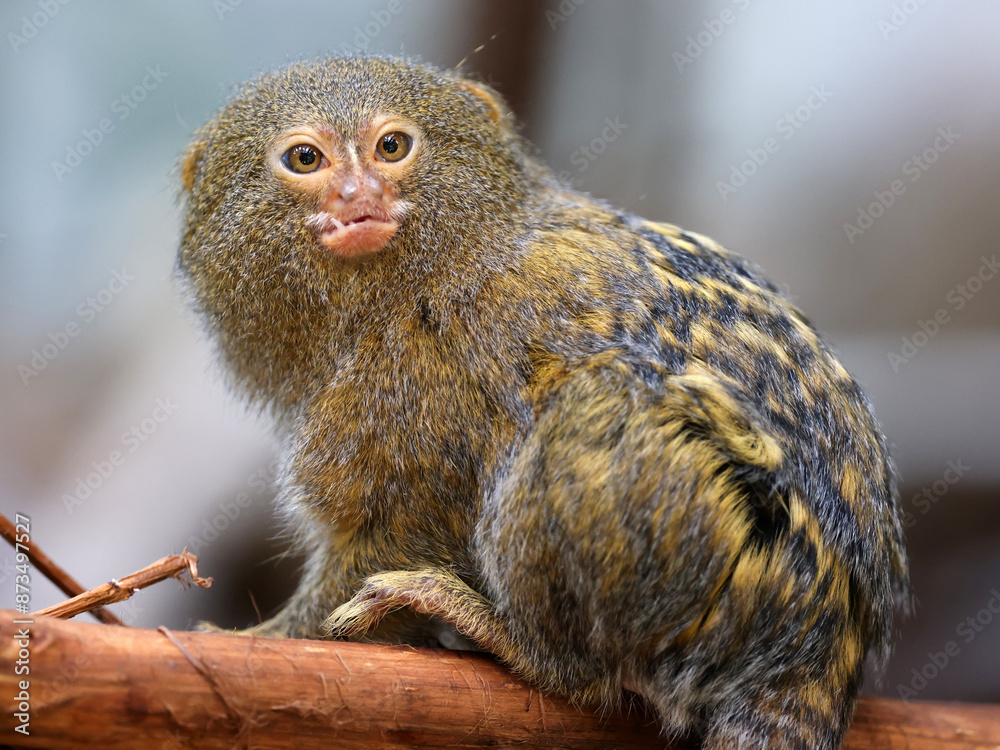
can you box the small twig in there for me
[0,511,123,625]
[32,549,212,621]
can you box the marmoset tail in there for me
[177,56,908,749]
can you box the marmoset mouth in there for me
[307,209,402,258]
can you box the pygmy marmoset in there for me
[177,56,908,749]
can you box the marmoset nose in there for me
[337,174,360,202]
[330,171,386,205]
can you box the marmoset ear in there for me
[180,136,207,193]
[453,77,515,132]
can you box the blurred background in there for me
[1,0,997,704]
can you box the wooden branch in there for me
[30,550,211,621]
[0,512,121,625]
[1,611,998,749]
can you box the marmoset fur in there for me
[177,56,908,749]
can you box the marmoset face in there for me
[269,118,419,260]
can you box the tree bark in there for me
[1,610,997,749]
